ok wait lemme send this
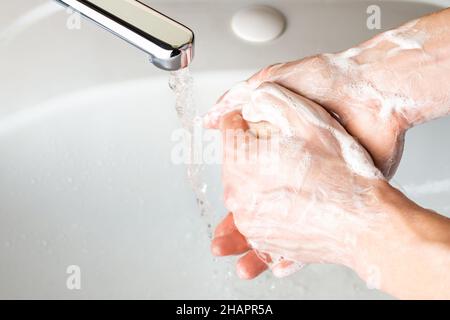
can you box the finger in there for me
[236,250,269,280]
[203,82,252,129]
[244,82,338,140]
[247,63,286,86]
[214,212,237,238]
[271,260,305,278]
[247,58,328,95]
[211,230,249,257]
[219,111,248,132]
[247,121,279,139]
[242,82,300,135]
[220,111,254,165]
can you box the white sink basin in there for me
[0,0,449,299]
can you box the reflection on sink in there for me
[0,2,63,44]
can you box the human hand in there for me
[205,9,450,295]
[206,54,405,180]
[208,82,390,279]
[206,9,450,179]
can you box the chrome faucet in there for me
[56,0,194,70]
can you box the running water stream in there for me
[169,68,214,237]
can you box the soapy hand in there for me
[206,55,406,180]
[206,10,450,179]
[204,8,450,298]
[208,82,389,279]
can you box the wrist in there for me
[346,181,407,286]
[352,181,450,297]
[356,9,450,130]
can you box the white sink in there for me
[0,0,449,299]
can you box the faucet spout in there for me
[56,0,194,71]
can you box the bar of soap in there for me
[231,6,286,43]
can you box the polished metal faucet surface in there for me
[56,0,194,70]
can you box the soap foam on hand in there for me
[208,81,390,285]
[323,16,450,126]
[203,81,254,129]
[322,18,428,121]
[227,12,450,181]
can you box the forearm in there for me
[344,8,450,128]
[251,9,450,129]
[354,181,450,299]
